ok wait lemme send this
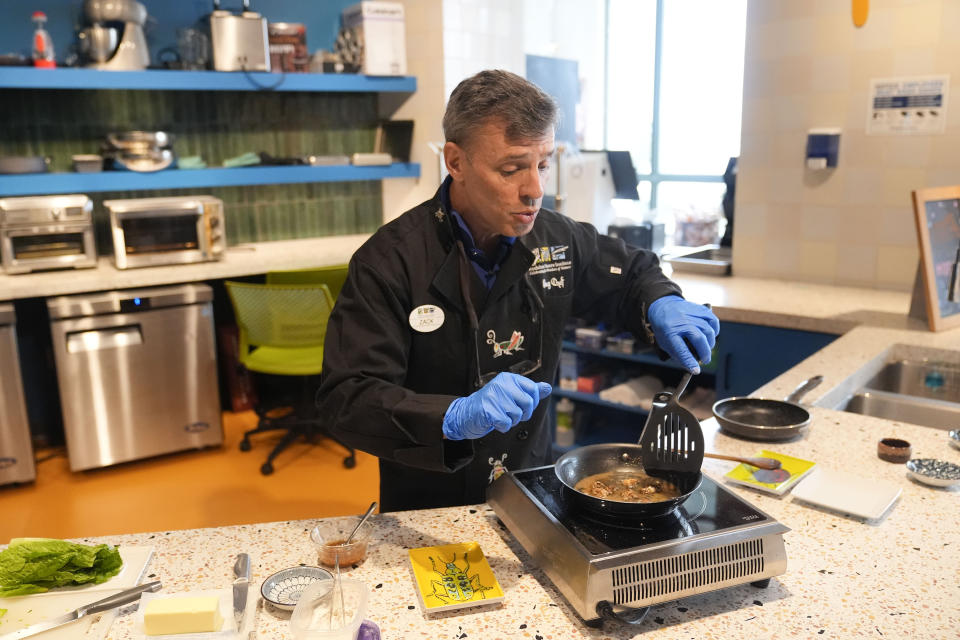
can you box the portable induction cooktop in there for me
[487,466,789,624]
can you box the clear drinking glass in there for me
[177,28,210,70]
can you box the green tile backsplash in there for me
[0,89,384,247]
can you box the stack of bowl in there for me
[102,131,176,172]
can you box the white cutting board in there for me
[0,545,154,640]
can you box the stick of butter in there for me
[144,595,224,635]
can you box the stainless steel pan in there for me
[712,375,823,441]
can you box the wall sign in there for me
[867,75,949,135]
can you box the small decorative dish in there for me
[949,430,960,451]
[877,437,912,463]
[905,458,960,488]
[261,566,332,611]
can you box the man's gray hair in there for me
[443,70,558,148]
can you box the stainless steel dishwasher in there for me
[0,303,35,485]
[47,283,223,471]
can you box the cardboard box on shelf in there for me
[340,1,407,76]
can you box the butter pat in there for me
[143,595,224,635]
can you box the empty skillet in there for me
[712,375,823,441]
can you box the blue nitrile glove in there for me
[647,295,720,374]
[442,372,553,441]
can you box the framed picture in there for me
[911,186,960,331]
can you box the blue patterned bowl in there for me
[261,566,333,610]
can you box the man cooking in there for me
[316,70,719,512]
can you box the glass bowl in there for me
[309,518,373,568]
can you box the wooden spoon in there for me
[704,452,781,470]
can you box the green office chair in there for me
[225,280,356,475]
[266,264,350,301]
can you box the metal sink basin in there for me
[839,359,960,430]
[861,359,959,403]
[664,245,732,276]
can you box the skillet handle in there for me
[785,375,823,404]
[596,600,650,625]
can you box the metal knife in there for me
[233,553,251,632]
[0,580,161,640]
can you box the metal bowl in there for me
[111,149,176,172]
[260,566,332,611]
[905,458,960,488]
[106,131,175,150]
[949,430,960,452]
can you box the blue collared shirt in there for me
[440,177,515,290]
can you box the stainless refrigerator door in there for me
[0,322,35,485]
[50,302,223,471]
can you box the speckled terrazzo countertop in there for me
[87,277,958,638]
[88,402,958,639]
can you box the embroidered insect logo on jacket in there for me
[486,329,524,357]
[426,552,493,605]
[488,453,508,483]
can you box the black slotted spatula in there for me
[638,371,704,474]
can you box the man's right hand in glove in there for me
[442,372,553,440]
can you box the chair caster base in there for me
[239,439,251,452]
[260,462,274,475]
[343,455,356,469]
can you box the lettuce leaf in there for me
[0,538,123,596]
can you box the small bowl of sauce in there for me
[309,518,372,567]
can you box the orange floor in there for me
[0,411,379,541]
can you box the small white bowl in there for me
[261,566,332,611]
[906,458,960,488]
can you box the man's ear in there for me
[443,141,465,181]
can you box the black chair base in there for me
[239,374,355,475]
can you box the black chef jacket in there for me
[316,185,681,511]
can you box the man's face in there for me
[445,120,555,245]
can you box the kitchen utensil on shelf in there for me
[233,553,251,631]
[82,0,150,70]
[210,0,271,72]
[0,156,49,174]
[949,430,960,451]
[712,375,823,441]
[77,24,117,63]
[639,371,704,473]
[702,452,781,470]
[905,458,960,488]
[0,581,161,640]
[260,566,332,611]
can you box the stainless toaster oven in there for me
[105,195,226,269]
[0,194,97,274]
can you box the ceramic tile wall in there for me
[735,0,960,290]
[0,89,382,246]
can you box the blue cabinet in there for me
[713,322,838,399]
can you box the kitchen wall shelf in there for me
[0,67,417,93]
[562,340,680,369]
[0,234,368,301]
[0,163,421,197]
[552,388,650,416]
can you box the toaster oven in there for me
[0,194,97,274]
[105,195,226,269]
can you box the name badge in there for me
[409,304,445,333]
